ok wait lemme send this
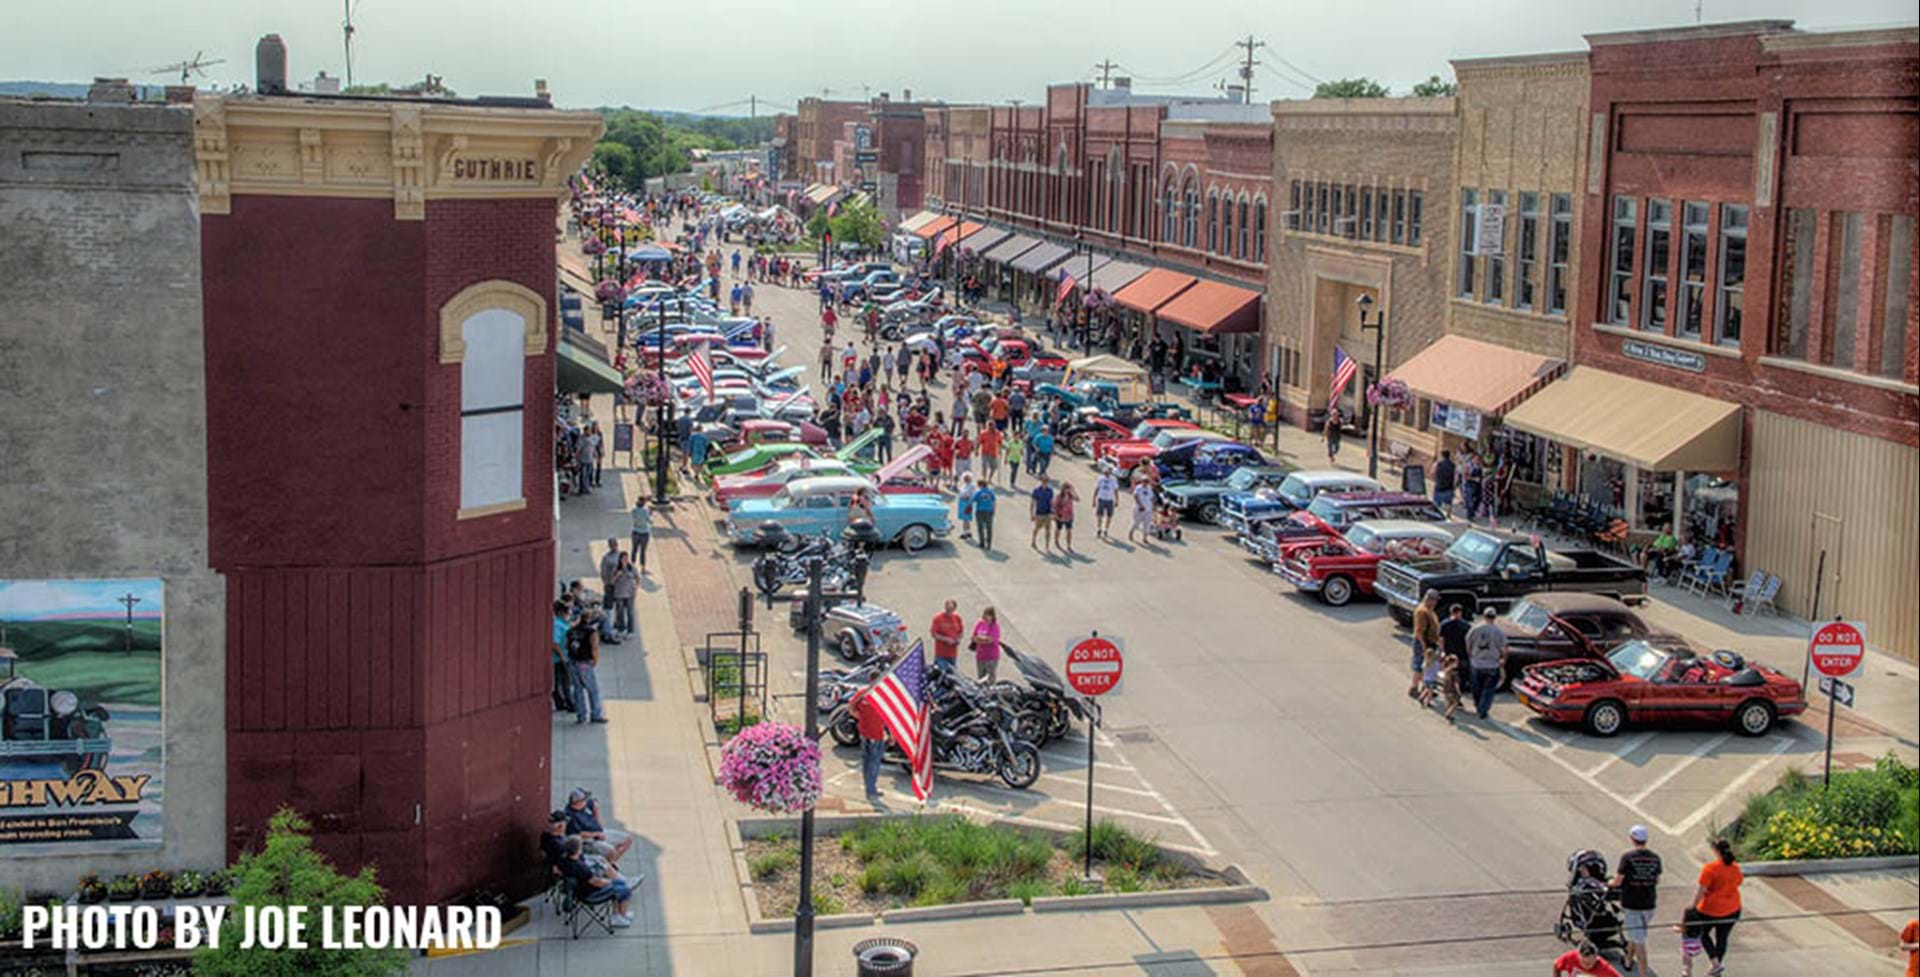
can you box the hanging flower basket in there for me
[717,721,823,814]
[627,371,671,406]
[1083,288,1111,310]
[595,280,626,304]
[581,236,606,257]
[1366,377,1413,409]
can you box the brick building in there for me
[923,104,992,209]
[870,92,931,218]
[1501,20,1919,659]
[1267,96,1456,443]
[793,97,868,184]
[770,114,794,181]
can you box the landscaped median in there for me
[1717,754,1918,875]
[724,814,1265,934]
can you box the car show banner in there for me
[0,578,165,853]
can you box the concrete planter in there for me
[879,899,1024,923]
[1739,853,1919,876]
[1030,883,1267,913]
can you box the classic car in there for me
[1102,429,1235,475]
[1276,519,1457,606]
[1159,465,1291,524]
[1240,490,1447,557]
[1152,441,1269,485]
[705,418,830,453]
[705,430,886,477]
[1218,470,1384,537]
[1511,640,1805,737]
[711,446,934,506]
[1371,528,1650,625]
[1,647,112,777]
[1493,593,1672,674]
[841,270,901,301]
[724,476,952,553]
[1091,419,1199,463]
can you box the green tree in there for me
[194,808,410,977]
[1313,77,1391,99]
[591,141,636,186]
[1411,74,1457,97]
[827,197,887,251]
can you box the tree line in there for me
[590,109,774,192]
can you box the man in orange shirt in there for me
[1900,917,1918,977]
[989,391,1010,432]
[978,425,1003,484]
[929,599,965,673]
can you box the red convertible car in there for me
[1090,419,1198,464]
[1275,519,1456,606]
[709,447,933,506]
[1512,639,1805,737]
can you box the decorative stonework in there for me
[438,279,549,364]
[190,94,603,221]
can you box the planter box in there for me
[1739,853,1919,876]
[879,899,1024,923]
[1030,883,1267,913]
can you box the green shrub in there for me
[1730,755,1920,861]
[1075,820,1160,870]
[861,851,940,898]
[1005,878,1049,907]
[812,892,843,915]
[1106,866,1142,893]
[1058,876,1091,896]
[0,887,22,941]
[911,875,968,907]
[749,848,797,880]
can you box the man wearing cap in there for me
[1464,605,1509,720]
[558,835,634,928]
[564,788,633,866]
[1612,825,1663,974]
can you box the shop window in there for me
[1414,397,1431,432]
[457,307,528,512]
[1254,198,1267,262]
[1391,190,1406,245]
[1375,187,1390,243]
[1779,208,1816,359]
[1409,192,1424,245]
[1183,177,1199,247]
[1162,180,1178,242]
[1457,188,1478,298]
[1883,215,1913,379]
[1641,199,1671,333]
[1207,190,1220,252]
[1360,187,1374,240]
[1516,192,1539,311]
[1606,195,1637,325]
[1548,194,1572,315]
[1678,202,1710,341]
[1714,204,1746,349]
[1317,182,1330,234]
[1287,180,1301,230]
[1221,194,1234,256]
[1828,212,1865,368]
[1238,195,1251,259]
[1486,189,1508,306]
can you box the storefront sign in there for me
[1431,401,1482,438]
[854,150,878,164]
[0,578,165,853]
[1472,204,1505,256]
[448,157,539,182]
[1621,338,1706,373]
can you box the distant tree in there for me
[1412,74,1457,98]
[1313,78,1391,99]
[827,197,887,251]
[592,142,636,186]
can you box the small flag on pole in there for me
[1329,345,1358,405]
[1054,268,1077,308]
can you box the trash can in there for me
[852,937,917,976]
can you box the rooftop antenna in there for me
[150,50,226,84]
[343,0,359,88]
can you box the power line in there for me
[1112,43,1240,85]
[1091,59,1120,88]
[1259,60,1317,94]
[1272,53,1325,86]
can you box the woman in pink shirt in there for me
[970,607,1002,682]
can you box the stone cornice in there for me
[192,94,604,220]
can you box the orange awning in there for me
[1156,279,1261,334]
[932,221,984,252]
[1388,335,1565,416]
[915,216,958,240]
[1113,268,1197,314]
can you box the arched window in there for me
[439,280,547,516]
[1221,191,1234,256]
[1238,193,1251,259]
[1254,196,1269,262]
[1107,149,1123,233]
[1162,177,1178,242]
[1182,175,1199,248]
[1206,190,1220,253]
[1056,146,1071,224]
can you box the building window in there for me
[1254,197,1267,262]
[1485,189,1507,305]
[1375,188,1390,243]
[1183,177,1199,247]
[1780,208,1817,360]
[1163,179,1178,242]
[1516,192,1539,311]
[1391,190,1406,244]
[1287,180,1301,230]
[1360,187,1373,240]
[1713,204,1746,348]
[1828,212,1866,368]
[459,309,527,512]
[1409,191,1424,245]
[1207,190,1219,253]
[1884,215,1914,379]
[1457,188,1478,298]
[1679,202,1711,341]
[1607,195,1637,326]
[1221,193,1234,256]
[1641,199,1671,333]
[1329,181,1343,235]
[1345,185,1358,237]
[1238,195,1251,259]
[1316,182,1329,234]
[1548,194,1572,315]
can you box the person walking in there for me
[1052,480,1080,554]
[631,500,653,574]
[850,682,889,806]
[1681,839,1743,977]
[1031,427,1056,478]
[551,600,576,713]
[953,426,975,481]
[566,608,607,725]
[1410,591,1441,701]
[1611,825,1663,976]
[1461,452,1485,524]
[973,481,997,550]
[1900,917,1918,977]
[978,423,1002,485]
[598,540,624,643]
[955,471,978,542]
[586,424,604,488]
[1323,408,1343,464]
[1431,450,1457,515]
[1127,476,1154,544]
[930,599,965,673]
[1029,476,1055,552]
[608,552,638,639]
[970,607,1002,682]
[1093,468,1120,539]
[1464,606,1508,720]
[1004,434,1024,489]
[1439,603,1472,704]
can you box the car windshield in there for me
[767,489,794,510]
[1130,422,1159,439]
[1306,495,1346,523]
[1276,475,1312,507]
[1226,468,1263,490]
[1150,431,1188,450]
[1505,599,1553,634]
[1607,641,1669,680]
[1445,531,1504,571]
[1345,524,1379,551]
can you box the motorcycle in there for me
[1001,646,1091,744]
[880,667,1042,789]
[750,534,867,599]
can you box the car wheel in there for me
[829,710,861,748]
[1733,699,1776,737]
[1069,432,1092,455]
[897,524,932,553]
[1583,700,1627,737]
[834,630,862,661]
[1321,575,1355,607]
[1199,502,1223,525]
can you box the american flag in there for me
[1329,345,1358,404]
[1054,269,1077,308]
[867,640,934,801]
[933,228,954,257]
[827,198,841,218]
[688,344,715,401]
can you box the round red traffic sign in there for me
[1809,621,1866,679]
[1065,635,1123,697]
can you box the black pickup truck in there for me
[1371,528,1648,625]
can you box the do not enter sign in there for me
[1809,621,1866,679]
[1065,635,1124,697]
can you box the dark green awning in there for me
[556,339,624,395]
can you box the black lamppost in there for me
[1356,293,1386,480]
[653,299,672,502]
[791,559,825,976]
[947,200,962,301]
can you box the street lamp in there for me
[653,297,672,504]
[1356,293,1386,480]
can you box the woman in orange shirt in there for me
[1680,838,1743,977]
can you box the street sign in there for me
[1064,635,1124,697]
[1809,620,1866,678]
[1817,675,1855,709]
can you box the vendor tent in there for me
[1064,354,1151,402]
[626,243,673,263]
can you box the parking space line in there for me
[1665,736,1794,836]
[1040,748,1134,773]
[1627,734,1731,806]
[1582,733,1655,778]
[1038,773,1162,798]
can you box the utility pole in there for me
[1092,59,1120,89]
[343,0,357,88]
[750,94,757,119]
[118,593,142,655]
[1235,34,1266,105]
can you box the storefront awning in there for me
[1011,241,1073,275]
[931,221,983,253]
[556,338,625,395]
[899,211,940,233]
[806,185,842,205]
[983,234,1041,264]
[1389,336,1565,417]
[956,225,1010,254]
[1155,279,1260,334]
[1059,254,1111,284]
[1113,267,1197,314]
[915,215,958,240]
[1502,367,1742,472]
[1087,259,1149,294]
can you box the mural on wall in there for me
[0,578,165,853]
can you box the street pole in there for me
[793,558,825,976]
[1368,312,1384,480]
[654,300,671,502]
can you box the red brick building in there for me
[194,91,601,900]
[1503,20,1918,658]
[794,97,868,184]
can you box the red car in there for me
[1066,416,1136,456]
[710,446,933,506]
[1101,429,1235,475]
[1091,419,1198,464]
[719,418,829,453]
[1275,519,1456,606]
[1512,639,1805,737]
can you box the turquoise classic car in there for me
[724,476,952,553]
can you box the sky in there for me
[0,578,164,621]
[4,0,1915,113]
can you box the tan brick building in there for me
[1266,97,1456,451]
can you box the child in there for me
[1434,651,1463,722]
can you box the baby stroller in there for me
[1150,500,1184,542]
[1556,849,1627,959]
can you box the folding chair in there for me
[561,886,617,939]
[1745,573,1782,616]
[1678,548,1722,594]
[1696,551,1736,598]
[1725,570,1766,611]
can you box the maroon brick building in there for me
[193,91,601,900]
